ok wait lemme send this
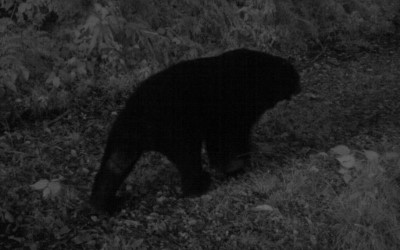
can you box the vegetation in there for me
[0,0,399,249]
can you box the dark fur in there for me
[90,49,301,213]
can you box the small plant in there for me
[329,146,400,249]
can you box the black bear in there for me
[90,49,300,213]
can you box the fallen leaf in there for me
[31,179,49,190]
[336,154,356,169]
[330,145,351,156]
[252,204,274,212]
[364,150,379,162]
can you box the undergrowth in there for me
[0,0,399,131]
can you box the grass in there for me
[1,38,400,249]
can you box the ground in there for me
[1,35,400,249]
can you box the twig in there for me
[47,110,70,126]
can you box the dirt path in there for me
[260,36,400,157]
